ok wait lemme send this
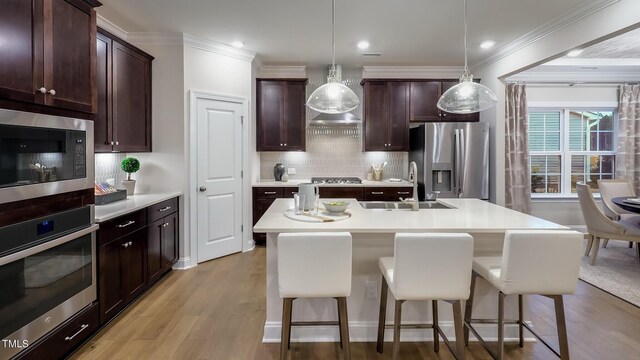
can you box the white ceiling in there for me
[97,0,594,66]
[577,27,640,58]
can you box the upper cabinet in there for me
[0,0,101,118]
[362,80,410,152]
[96,28,153,153]
[409,80,480,123]
[256,79,307,151]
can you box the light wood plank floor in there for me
[72,247,640,360]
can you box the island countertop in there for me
[253,198,567,233]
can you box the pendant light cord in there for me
[331,0,336,72]
[464,0,468,75]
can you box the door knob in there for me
[199,186,207,192]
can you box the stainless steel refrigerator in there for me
[410,123,490,200]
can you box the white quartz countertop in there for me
[253,198,568,233]
[94,192,182,223]
[253,179,412,187]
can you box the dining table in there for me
[612,196,640,214]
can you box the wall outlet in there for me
[365,281,378,299]
[288,168,296,175]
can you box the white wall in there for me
[475,0,640,208]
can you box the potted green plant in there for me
[120,157,140,196]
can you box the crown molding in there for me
[258,65,307,78]
[507,70,640,83]
[182,34,256,62]
[362,66,465,79]
[127,32,184,45]
[96,14,128,39]
[472,0,622,71]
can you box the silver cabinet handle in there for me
[264,191,277,195]
[397,191,410,195]
[199,186,207,192]
[117,220,135,228]
[48,89,56,95]
[442,113,447,117]
[64,324,89,342]
[115,141,119,145]
[128,241,133,246]
[122,242,129,248]
[162,223,169,228]
[110,141,115,145]
[158,206,172,212]
[371,191,385,195]
[38,87,47,94]
[284,143,287,146]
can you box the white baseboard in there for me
[244,239,256,252]
[263,321,535,343]
[173,256,196,270]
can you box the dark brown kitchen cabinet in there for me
[364,187,413,201]
[98,225,147,324]
[0,0,101,118]
[408,80,479,123]
[362,80,409,151]
[148,210,178,285]
[252,187,283,244]
[256,79,307,151]
[96,28,153,153]
[318,187,364,200]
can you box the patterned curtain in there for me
[616,84,640,194]
[505,83,532,214]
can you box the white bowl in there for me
[322,201,349,213]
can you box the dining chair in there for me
[576,183,640,264]
[597,179,636,248]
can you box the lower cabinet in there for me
[148,212,178,285]
[14,303,99,360]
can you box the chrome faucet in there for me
[400,161,420,211]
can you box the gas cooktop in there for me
[311,177,363,184]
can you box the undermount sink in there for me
[358,201,455,210]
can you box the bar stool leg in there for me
[518,294,524,348]
[377,276,388,353]
[497,292,505,360]
[337,297,351,360]
[336,298,343,349]
[463,272,477,346]
[432,300,440,353]
[552,295,570,359]
[602,238,609,248]
[392,300,404,360]
[591,237,601,265]
[280,298,293,360]
[452,300,467,360]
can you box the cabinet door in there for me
[409,81,441,122]
[363,81,388,151]
[387,82,409,151]
[282,81,306,151]
[95,32,112,152]
[257,80,284,151]
[147,218,163,284]
[121,227,147,302]
[253,197,277,243]
[44,0,96,113]
[318,187,364,201]
[0,0,43,104]
[98,239,124,324]
[112,41,152,152]
[440,81,480,122]
[162,212,178,270]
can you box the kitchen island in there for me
[253,198,569,344]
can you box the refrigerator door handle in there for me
[454,129,460,196]
[459,128,465,198]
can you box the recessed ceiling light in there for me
[567,49,583,57]
[480,41,495,49]
[231,41,244,48]
[357,41,370,50]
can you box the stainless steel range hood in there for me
[309,65,361,126]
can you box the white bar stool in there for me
[464,230,583,360]
[376,233,474,360]
[277,232,352,360]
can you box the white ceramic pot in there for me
[121,180,136,196]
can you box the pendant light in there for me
[437,0,497,114]
[306,0,360,114]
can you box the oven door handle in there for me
[0,224,99,266]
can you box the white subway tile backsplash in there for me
[95,153,126,185]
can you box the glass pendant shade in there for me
[437,74,497,114]
[307,72,360,114]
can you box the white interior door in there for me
[196,97,244,263]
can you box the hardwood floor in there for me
[72,247,640,360]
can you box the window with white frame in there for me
[528,109,616,197]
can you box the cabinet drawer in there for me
[364,187,413,201]
[16,303,99,360]
[283,187,297,198]
[319,187,364,200]
[97,209,147,245]
[254,187,283,198]
[148,197,178,222]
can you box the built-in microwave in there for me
[0,109,94,204]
